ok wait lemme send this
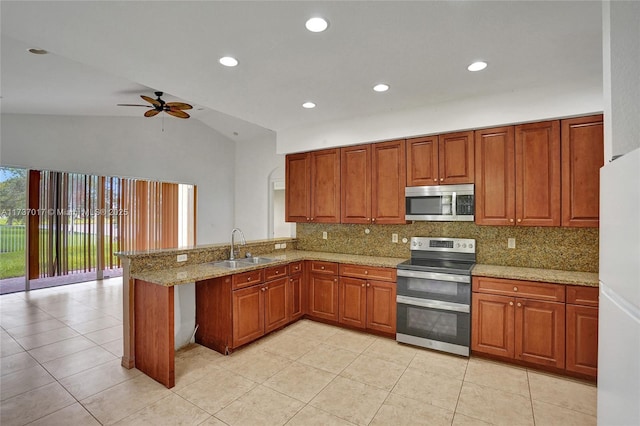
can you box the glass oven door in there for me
[396,270,470,304]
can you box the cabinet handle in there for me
[372,218,376,222]
[262,287,266,292]
[306,217,310,221]
[247,277,251,281]
[275,270,279,274]
[364,270,368,275]
[361,283,365,287]
[517,218,522,223]
[290,278,293,282]
[433,178,437,182]
[440,178,444,181]
[334,279,338,282]
[509,301,514,306]
[517,302,522,307]
[321,266,325,270]
[366,283,370,287]
[513,286,518,292]
[509,219,514,223]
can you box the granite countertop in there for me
[130,250,407,286]
[472,264,599,287]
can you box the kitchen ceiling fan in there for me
[118,91,193,119]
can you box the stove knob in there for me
[469,244,474,249]
[456,243,460,248]
[462,243,467,248]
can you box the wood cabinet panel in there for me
[341,144,371,224]
[196,276,232,355]
[232,269,264,290]
[566,285,599,306]
[515,299,565,368]
[264,277,288,333]
[264,265,288,281]
[561,115,604,227]
[310,149,341,223]
[566,304,598,376]
[289,261,303,275]
[474,126,516,225]
[232,285,264,348]
[472,277,565,302]
[471,293,515,358]
[515,120,561,226]
[288,273,304,321]
[308,273,339,321]
[366,280,396,334]
[371,139,406,224]
[339,264,396,282]
[406,136,438,186]
[439,131,475,184]
[309,261,339,275]
[285,153,310,222]
[339,276,367,329]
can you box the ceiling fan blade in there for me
[117,104,153,108]
[166,110,190,119]
[141,95,161,106]
[144,109,161,118]
[165,102,193,110]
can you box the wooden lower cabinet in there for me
[339,277,367,328]
[308,272,339,321]
[472,277,565,369]
[366,280,396,334]
[566,285,599,378]
[232,284,265,348]
[264,277,288,333]
[288,272,304,321]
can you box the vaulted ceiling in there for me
[1,1,603,142]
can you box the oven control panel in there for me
[410,237,476,253]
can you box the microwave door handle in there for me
[451,192,457,217]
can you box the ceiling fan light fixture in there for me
[302,101,316,109]
[219,56,239,67]
[467,61,488,72]
[305,17,329,33]
[373,83,390,92]
[27,48,48,55]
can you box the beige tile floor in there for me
[0,278,597,425]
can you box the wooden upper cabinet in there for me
[406,136,438,186]
[406,132,474,186]
[341,144,371,224]
[286,149,340,223]
[341,140,406,224]
[439,131,475,184]
[475,126,516,226]
[515,120,561,227]
[285,152,310,222]
[561,115,604,227]
[371,139,406,224]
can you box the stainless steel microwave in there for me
[405,184,474,221]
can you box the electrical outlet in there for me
[177,254,188,262]
[322,231,328,240]
[508,238,516,249]
[281,243,286,249]
[275,243,281,249]
[392,233,399,243]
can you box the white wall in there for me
[0,113,236,244]
[602,0,640,160]
[277,81,602,154]
[233,131,284,241]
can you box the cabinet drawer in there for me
[339,264,396,282]
[309,261,339,275]
[472,276,565,302]
[289,261,303,275]
[265,264,288,281]
[232,269,264,290]
[566,285,599,306]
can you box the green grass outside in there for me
[0,227,119,279]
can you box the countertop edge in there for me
[472,264,599,287]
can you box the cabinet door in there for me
[366,280,396,334]
[561,115,604,227]
[371,139,406,224]
[310,148,341,223]
[406,136,439,186]
[341,144,371,224]
[475,127,516,226]
[308,273,339,321]
[264,278,288,333]
[439,131,475,184]
[471,293,515,358]
[515,299,565,368]
[515,120,561,226]
[232,285,264,348]
[566,304,598,377]
[285,153,310,222]
[288,273,304,322]
[339,277,367,329]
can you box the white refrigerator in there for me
[598,147,640,425]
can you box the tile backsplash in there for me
[296,222,598,272]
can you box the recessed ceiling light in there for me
[373,83,390,92]
[219,56,239,67]
[305,17,329,32]
[27,48,48,55]
[467,61,488,72]
[302,102,316,109]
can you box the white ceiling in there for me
[0,1,603,142]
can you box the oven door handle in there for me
[396,269,471,283]
[396,295,470,313]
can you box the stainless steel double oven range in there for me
[396,237,476,356]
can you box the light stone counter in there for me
[472,264,599,287]
[130,250,408,286]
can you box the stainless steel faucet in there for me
[229,228,246,260]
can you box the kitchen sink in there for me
[239,257,274,265]
[212,260,248,269]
